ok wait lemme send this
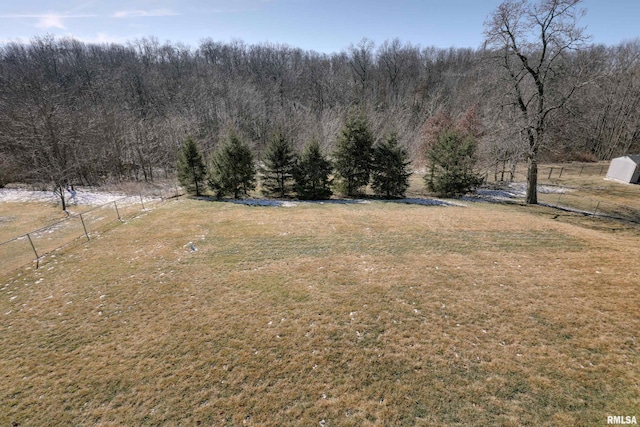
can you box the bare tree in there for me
[580,41,640,159]
[377,39,421,106]
[484,0,590,204]
[348,38,376,103]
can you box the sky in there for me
[0,0,638,53]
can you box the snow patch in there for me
[0,188,139,206]
[468,182,572,202]
[229,198,298,207]
[388,198,464,207]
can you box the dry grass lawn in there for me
[0,202,70,243]
[0,195,639,426]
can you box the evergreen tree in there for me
[177,136,207,196]
[260,132,297,198]
[371,133,411,198]
[425,129,484,198]
[208,133,256,199]
[294,139,333,200]
[333,112,374,197]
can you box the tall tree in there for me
[348,38,376,102]
[260,132,297,198]
[371,133,412,198]
[177,136,207,195]
[208,132,256,199]
[294,139,333,200]
[484,0,590,204]
[333,111,374,196]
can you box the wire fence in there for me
[542,163,610,179]
[0,195,165,273]
[485,161,611,184]
[538,191,640,223]
[486,161,640,223]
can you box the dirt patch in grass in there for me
[0,199,638,426]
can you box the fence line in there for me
[486,161,610,184]
[486,161,640,223]
[0,194,166,273]
[540,192,640,223]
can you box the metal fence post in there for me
[593,201,600,216]
[139,194,145,210]
[559,167,564,178]
[26,233,40,269]
[548,167,553,179]
[114,200,121,221]
[79,213,90,240]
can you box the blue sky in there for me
[0,0,638,53]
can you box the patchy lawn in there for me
[0,197,638,426]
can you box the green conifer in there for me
[177,136,207,196]
[208,133,256,199]
[371,133,411,198]
[260,132,297,198]
[425,129,483,197]
[333,112,374,197]
[294,139,333,200]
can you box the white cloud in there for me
[0,13,95,30]
[35,14,67,29]
[112,9,180,18]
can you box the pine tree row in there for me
[178,110,483,200]
[177,111,412,200]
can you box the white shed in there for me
[605,155,640,184]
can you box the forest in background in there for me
[1,34,639,188]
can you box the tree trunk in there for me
[192,163,200,196]
[526,156,538,205]
[56,183,67,211]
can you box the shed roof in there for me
[626,154,640,164]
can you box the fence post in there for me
[593,201,600,216]
[548,167,554,179]
[139,194,146,210]
[114,201,121,221]
[26,233,40,269]
[556,193,562,207]
[79,214,90,240]
[579,165,584,176]
[559,167,564,178]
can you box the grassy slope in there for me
[0,198,638,426]
[0,202,70,242]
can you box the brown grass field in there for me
[0,202,71,243]
[1,170,639,426]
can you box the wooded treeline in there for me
[1,35,639,187]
